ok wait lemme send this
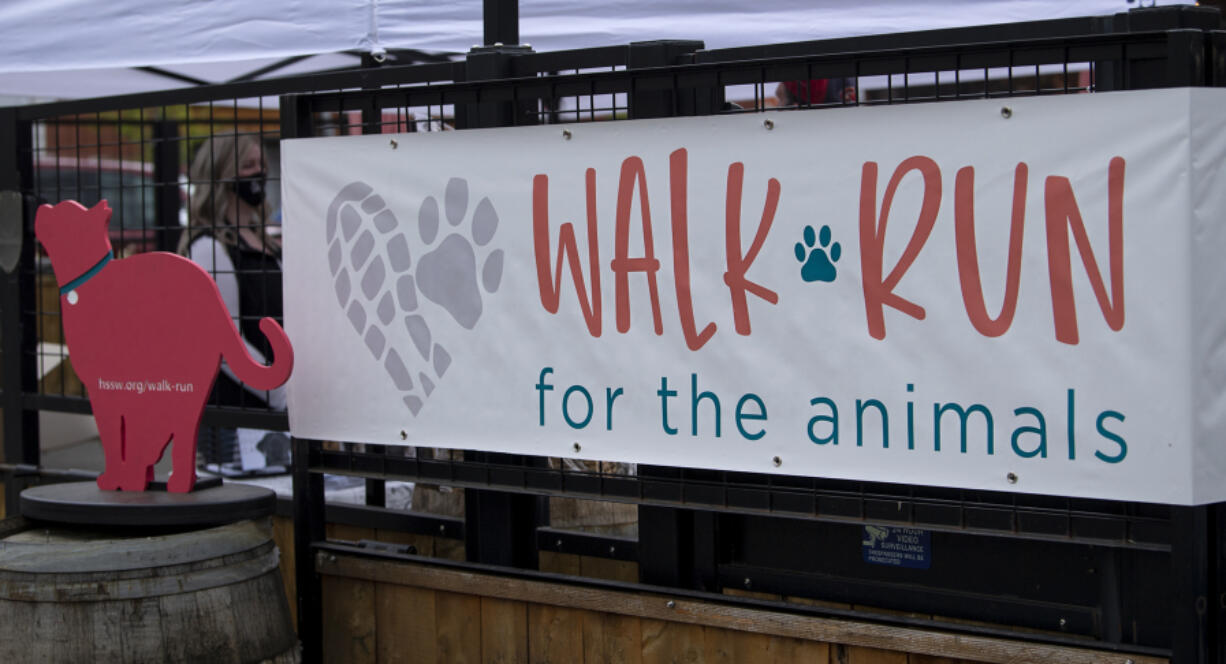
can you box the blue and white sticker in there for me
[862,526,931,569]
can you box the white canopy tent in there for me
[0,0,1186,103]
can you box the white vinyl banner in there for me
[283,88,1226,505]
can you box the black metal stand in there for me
[18,480,275,528]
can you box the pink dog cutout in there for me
[35,200,293,493]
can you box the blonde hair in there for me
[181,133,266,253]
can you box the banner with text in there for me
[283,88,1226,505]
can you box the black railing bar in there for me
[314,449,1170,519]
[536,526,638,562]
[294,29,1174,117]
[306,464,1168,551]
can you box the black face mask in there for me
[233,173,266,207]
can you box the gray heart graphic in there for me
[325,178,503,415]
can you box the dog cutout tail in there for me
[221,317,294,391]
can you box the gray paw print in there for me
[326,178,503,415]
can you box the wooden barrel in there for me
[0,518,298,663]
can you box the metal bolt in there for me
[562,129,572,140]
[609,545,616,555]
[556,539,563,548]
[743,577,752,589]
[772,456,782,467]
[763,119,775,130]
[389,139,398,149]
[400,430,407,441]
[666,600,676,609]
[1058,617,1067,628]
[438,524,446,534]
[573,442,582,453]
[1007,472,1018,484]
[1001,106,1013,119]
[327,554,337,563]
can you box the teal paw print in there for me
[795,224,840,283]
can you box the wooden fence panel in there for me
[436,591,482,664]
[482,597,528,664]
[529,604,585,664]
[315,549,1169,664]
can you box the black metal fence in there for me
[3,5,1225,662]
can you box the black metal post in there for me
[1171,505,1220,663]
[0,107,38,514]
[279,94,326,664]
[151,120,181,253]
[483,0,519,47]
[357,64,388,509]
[291,437,325,664]
[456,44,536,130]
[627,40,714,119]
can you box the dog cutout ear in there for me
[88,200,114,232]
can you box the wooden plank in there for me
[704,624,757,664]
[119,597,165,664]
[321,574,377,664]
[724,587,783,602]
[580,556,638,584]
[0,480,6,518]
[272,515,297,630]
[787,595,855,611]
[641,618,703,664]
[582,610,642,664]
[435,535,466,562]
[436,591,482,664]
[230,568,298,658]
[376,584,436,664]
[705,629,831,664]
[528,603,584,664]
[908,655,983,664]
[844,645,909,664]
[328,523,377,542]
[319,554,1169,664]
[539,550,581,576]
[158,585,240,662]
[481,597,528,664]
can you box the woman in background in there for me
[182,134,289,474]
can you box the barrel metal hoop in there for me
[0,546,281,602]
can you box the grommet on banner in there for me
[572,442,581,453]
[399,430,407,440]
[1007,472,1018,484]
[389,139,398,149]
[562,129,573,140]
[772,456,782,467]
[1001,106,1013,119]
[763,119,775,130]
